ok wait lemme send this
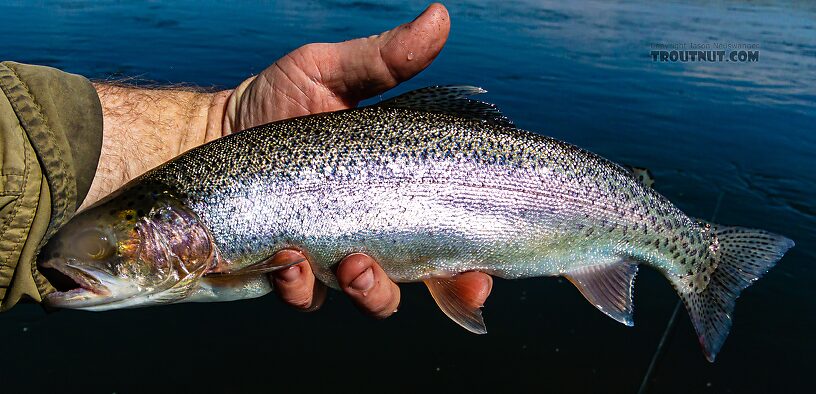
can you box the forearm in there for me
[81,84,231,210]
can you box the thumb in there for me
[318,3,450,103]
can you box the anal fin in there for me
[424,274,489,334]
[564,259,639,326]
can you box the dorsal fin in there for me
[375,85,514,127]
[564,259,639,326]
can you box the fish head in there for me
[38,186,215,310]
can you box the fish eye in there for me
[76,229,115,260]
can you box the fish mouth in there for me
[39,258,112,305]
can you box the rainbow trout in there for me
[38,86,793,361]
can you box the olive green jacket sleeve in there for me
[0,62,103,311]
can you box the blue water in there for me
[1,1,814,392]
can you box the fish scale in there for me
[148,107,672,279]
[39,86,793,362]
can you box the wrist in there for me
[220,75,257,134]
[204,89,232,141]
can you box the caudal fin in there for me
[678,225,793,362]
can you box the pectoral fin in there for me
[424,276,488,334]
[146,268,204,304]
[205,252,306,277]
[564,260,639,326]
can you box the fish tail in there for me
[671,223,793,362]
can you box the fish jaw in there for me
[40,258,142,310]
[40,255,214,311]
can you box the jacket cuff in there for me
[0,62,102,310]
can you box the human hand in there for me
[221,3,451,131]
[232,4,492,317]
